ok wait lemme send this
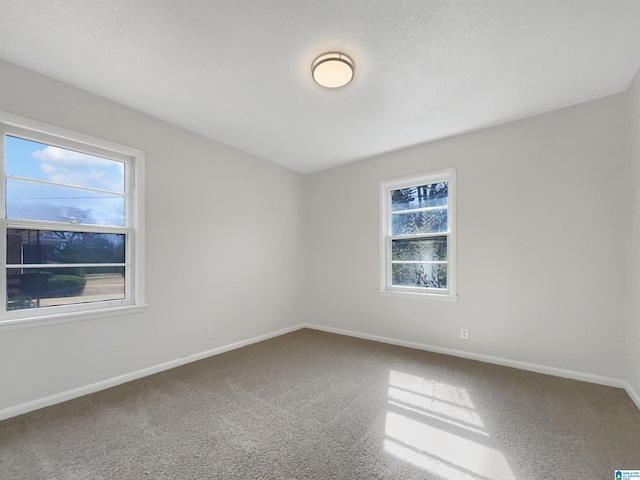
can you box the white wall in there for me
[625,67,640,400]
[303,93,630,380]
[0,59,304,412]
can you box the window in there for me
[0,111,145,323]
[380,168,456,298]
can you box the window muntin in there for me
[381,169,456,297]
[0,113,144,322]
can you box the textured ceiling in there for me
[1,1,640,173]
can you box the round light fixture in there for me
[312,52,354,88]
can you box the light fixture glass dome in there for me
[312,53,354,88]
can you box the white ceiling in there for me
[1,1,640,173]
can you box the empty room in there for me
[1,1,640,479]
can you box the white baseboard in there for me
[623,381,640,411]
[310,324,640,410]
[302,323,631,390]
[3,322,638,421]
[0,324,301,421]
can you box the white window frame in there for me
[0,111,145,326]
[379,168,457,299]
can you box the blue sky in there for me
[5,136,125,226]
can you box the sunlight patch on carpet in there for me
[385,370,516,480]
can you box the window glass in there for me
[6,179,125,227]
[6,136,125,192]
[391,263,447,289]
[391,182,448,211]
[7,229,125,264]
[7,267,125,311]
[391,209,448,236]
[391,237,447,262]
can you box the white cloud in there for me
[33,146,115,167]
[33,147,124,192]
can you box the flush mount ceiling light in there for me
[312,52,355,88]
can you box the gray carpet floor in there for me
[1,328,639,479]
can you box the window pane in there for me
[6,136,125,193]
[7,229,125,265]
[6,178,125,226]
[391,208,447,236]
[392,237,447,262]
[391,182,448,212]
[7,267,125,310]
[391,263,447,289]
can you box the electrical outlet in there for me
[460,329,469,340]
[207,326,215,339]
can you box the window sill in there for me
[377,289,458,301]
[0,304,147,331]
